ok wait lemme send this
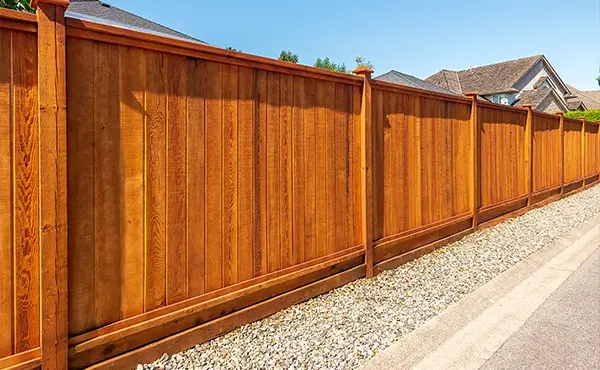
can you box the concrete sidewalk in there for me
[358,213,600,370]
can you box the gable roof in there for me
[516,88,553,109]
[566,84,600,110]
[67,0,205,43]
[426,55,543,95]
[375,70,459,95]
[515,88,569,113]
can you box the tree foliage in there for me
[355,56,374,70]
[564,110,600,122]
[0,0,35,12]
[314,57,347,73]
[226,47,241,52]
[278,50,299,63]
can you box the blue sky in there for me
[108,0,600,90]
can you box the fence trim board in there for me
[83,265,366,370]
[67,249,365,368]
[63,17,363,86]
[476,99,529,114]
[373,227,475,274]
[0,7,37,23]
[373,215,474,264]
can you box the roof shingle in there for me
[426,55,543,95]
[67,0,205,43]
[374,70,458,95]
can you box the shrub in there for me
[564,110,600,122]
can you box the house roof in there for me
[566,84,600,110]
[374,70,459,95]
[426,55,543,95]
[516,88,553,109]
[67,0,205,43]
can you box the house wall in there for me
[514,60,569,99]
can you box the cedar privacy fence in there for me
[1,1,599,369]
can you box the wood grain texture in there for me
[119,45,145,318]
[186,59,206,298]
[204,61,223,292]
[238,66,254,283]
[292,76,305,265]
[222,63,239,286]
[0,29,13,357]
[479,106,527,208]
[563,119,583,184]
[93,41,121,328]
[532,114,561,192]
[38,4,69,368]
[13,30,39,353]
[166,54,188,304]
[266,72,281,273]
[67,37,96,336]
[371,87,471,242]
[145,50,168,310]
[584,123,599,177]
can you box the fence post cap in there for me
[464,91,478,97]
[352,67,373,76]
[32,0,70,8]
[555,112,564,116]
[521,104,533,109]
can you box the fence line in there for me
[0,2,599,369]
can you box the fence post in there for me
[555,112,564,196]
[33,0,70,369]
[581,118,586,184]
[522,104,533,207]
[464,92,479,228]
[353,67,374,278]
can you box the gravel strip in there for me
[141,186,600,370]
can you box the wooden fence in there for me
[1,2,599,369]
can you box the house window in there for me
[491,94,510,105]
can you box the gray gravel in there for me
[140,186,600,370]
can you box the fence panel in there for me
[563,118,583,190]
[371,82,473,265]
[0,14,43,369]
[478,104,528,222]
[531,112,562,203]
[584,122,599,182]
[65,22,363,368]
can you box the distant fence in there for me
[1,2,599,369]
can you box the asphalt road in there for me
[480,248,600,370]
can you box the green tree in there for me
[278,50,299,63]
[0,0,35,12]
[314,57,347,73]
[226,47,241,52]
[355,56,374,70]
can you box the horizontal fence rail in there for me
[1,2,600,369]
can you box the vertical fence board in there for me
[266,72,281,272]
[325,82,336,254]
[0,29,12,357]
[292,77,305,265]
[166,55,188,303]
[93,42,121,327]
[280,74,293,268]
[204,61,223,292]
[119,46,145,318]
[304,78,317,261]
[66,38,95,336]
[145,51,168,310]
[238,66,254,283]
[314,81,327,258]
[253,70,267,278]
[13,30,39,353]
[186,59,206,298]
[222,63,239,286]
